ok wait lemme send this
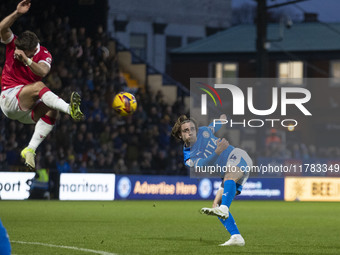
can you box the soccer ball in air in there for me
[112,92,137,116]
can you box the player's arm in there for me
[208,114,227,133]
[0,0,31,43]
[26,59,50,77]
[195,138,229,167]
[14,49,50,77]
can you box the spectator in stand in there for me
[56,155,71,174]
[0,2,196,176]
[265,129,281,147]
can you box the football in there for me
[112,92,137,116]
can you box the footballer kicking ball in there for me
[112,92,137,116]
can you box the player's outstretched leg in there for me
[33,84,84,121]
[69,92,85,121]
[201,171,242,219]
[218,213,245,246]
[21,111,57,170]
[200,180,235,219]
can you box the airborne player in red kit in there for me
[0,0,84,170]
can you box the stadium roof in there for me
[172,22,340,54]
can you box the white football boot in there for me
[200,205,229,220]
[219,234,245,246]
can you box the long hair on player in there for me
[171,115,198,141]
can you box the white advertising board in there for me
[59,173,115,200]
[0,172,36,200]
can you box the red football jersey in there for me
[1,34,52,91]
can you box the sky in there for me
[232,0,340,23]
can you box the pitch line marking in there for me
[12,240,118,255]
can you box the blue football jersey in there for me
[183,125,234,168]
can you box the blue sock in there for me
[219,213,240,235]
[221,180,236,208]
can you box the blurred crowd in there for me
[0,3,187,175]
[0,3,338,176]
[263,129,340,160]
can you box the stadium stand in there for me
[0,2,188,176]
[1,2,339,177]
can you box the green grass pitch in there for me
[1,200,340,255]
